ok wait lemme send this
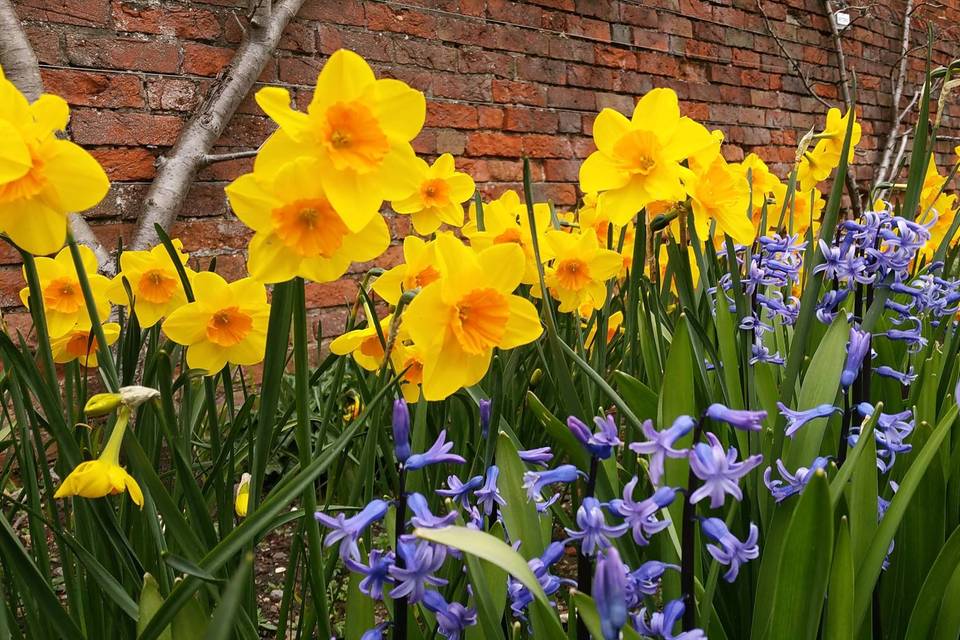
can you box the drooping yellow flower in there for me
[771,183,825,237]
[737,153,782,213]
[253,49,425,225]
[390,340,427,403]
[161,272,270,374]
[108,240,192,328]
[917,158,958,258]
[579,88,716,225]
[54,405,143,508]
[816,107,861,163]
[329,312,394,371]
[0,67,109,255]
[226,157,390,284]
[464,190,553,285]
[401,234,543,401]
[686,155,754,245]
[234,473,251,518]
[391,153,475,235]
[372,236,442,305]
[20,245,111,338]
[542,229,622,313]
[50,319,120,367]
[796,140,835,192]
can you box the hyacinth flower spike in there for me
[315,499,389,561]
[594,547,628,640]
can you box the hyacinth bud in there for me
[393,399,411,463]
[479,399,492,438]
[594,547,627,640]
[841,327,871,388]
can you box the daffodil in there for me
[108,240,192,328]
[391,153,475,234]
[329,312,394,371]
[226,157,390,284]
[542,229,622,313]
[584,310,624,349]
[737,153,782,213]
[917,158,958,258]
[771,184,825,237]
[797,140,836,191]
[372,236,442,305]
[20,245,111,338]
[50,319,120,367]
[816,107,861,162]
[253,49,425,225]
[578,193,636,278]
[0,67,109,255]
[401,234,543,401]
[161,272,270,374]
[579,88,716,225]
[464,190,553,285]
[390,340,426,403]
[54,405,143,508]
[235,473,251,517]
[686,155,754,245]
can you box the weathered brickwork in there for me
[5,0,960,333]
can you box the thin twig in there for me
[757,0,833,110]
[198,150,260,167]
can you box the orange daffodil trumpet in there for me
[50,318,120,367]
[54,387,160,508]
[542,229,622,313]
[0,66,109,255]
[161,272,270,374]
[402,234,543,401]
[19,245,111,338]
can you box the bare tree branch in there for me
[873,0,914,192]
[822,0,864,219]
[199,149,260,167]
[757,0,833,110]
[0,0,114,271]
[130,0,305,250]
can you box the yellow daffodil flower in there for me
[737,153,782,212]
[54,405,143,508]
[253,49,425,226]
[0,67,109,255]
[579,88,716,225]
[816,107,861,163]
[161,272,270,374]
[391,153,475,234]
[686,155,754,245]
[50,319,120,367]
[390,341,426,403]
[648,243,700,293]
[401,234,543,401]
[372,236,442,305]
[542,229,622,313]
[770,184,825,237]
[108,240,192,328]
[797,139,837,191]
[19,245,111,338]
[329,312,394,371]
[584,310,624,349]
[226,157,390,284]
[916,158,958,258]
[235,473,251,517]
[578,193,637,278]
[464,190,553,285]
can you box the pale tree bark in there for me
[130,0,306,250]
[0,0,114,270]
[872,0,915,193]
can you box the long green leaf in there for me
[824,517,854,639]
[905,525,960,640]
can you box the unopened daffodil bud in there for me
[530,368,543,386]
[83,393,122,417]
[235,473,251,517]
[118,385,161,409]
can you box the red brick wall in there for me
[5,0,960,333]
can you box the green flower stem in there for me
[292,277,331,638]
[66,234,120,391]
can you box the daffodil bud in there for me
[235,473,251,517]
[118,385,161,408]
[529,368,543,386]
[84,393,122,417]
